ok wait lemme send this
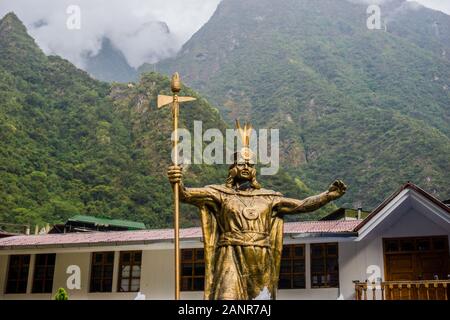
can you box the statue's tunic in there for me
[180,183,331,300]
[181,184,285,300]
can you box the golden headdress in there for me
[235,119,255,164]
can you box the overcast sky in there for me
[410,0,450,15]
[0,0,448,69]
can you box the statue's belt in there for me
[218,231,270,247]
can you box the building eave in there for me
[355,183,450,241]
[354,182,450,233]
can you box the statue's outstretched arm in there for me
[275,192,330,214]
[178,183,221,208]
[167,165,220,208]
[274,180,346,215]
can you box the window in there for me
[278,244,305,289]
[32,254,56,293]
[90,252,114,292]
[181,248,205,291]
[384,236,448,253]
[118,251,142,292]
[385,239,399,252]
[417,238,431,251]
[6,255,30,294]
[311,243,339,288]
[432,237,447,251]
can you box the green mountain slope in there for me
[385,0,450,62]
[147,0,450,208]
[0,12,330,230]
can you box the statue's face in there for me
[235,161,256,181]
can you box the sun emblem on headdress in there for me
[235,119,255,163]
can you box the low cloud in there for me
[0,0,448,70]
[411,0,450,15]
[0,0,221,68]
[349,0,450,15]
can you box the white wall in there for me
[0,246,199,300]
[142,249,175,299]
[338,208,450,300]
[0,243,341,300]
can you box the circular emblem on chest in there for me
[242,207,259,220]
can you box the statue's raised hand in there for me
[167,165,183,184]
[327,180,347,200]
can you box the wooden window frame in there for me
[117,251,142,292]
[32,253,56,293]
[180,248,205,291]
[89,252,114,293]
[278,244,306,289]
[5,254,30,294]
[310,243,339,288]
[383,236,449,255]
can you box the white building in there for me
[0,183,449,300]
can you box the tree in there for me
[54,287,69,300]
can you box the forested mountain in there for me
[0,12,328,231]
[384,0,450,62]
[145,0,450,209]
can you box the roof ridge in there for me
[354,182,450,232]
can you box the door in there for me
[383,236,449,300]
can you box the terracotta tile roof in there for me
[283,220,361,234]
[0,227,200,249]
[0,220,361,250]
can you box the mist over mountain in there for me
[1,0,449,83]
[82,20,176,83]
[84,37,138,83]
[0,0,221,73]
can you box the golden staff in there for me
[157,73,196,299]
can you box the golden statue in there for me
[167,119,346,300]
[167,120,346,300]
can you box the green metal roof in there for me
[67,215,146,230]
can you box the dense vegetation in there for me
[0,12,331,231]
[148,0,450,209]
